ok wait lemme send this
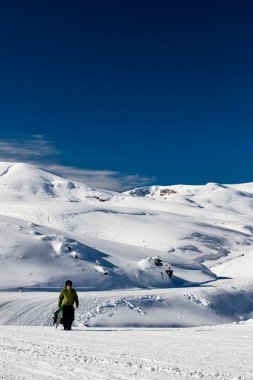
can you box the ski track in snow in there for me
[0,322,253,380]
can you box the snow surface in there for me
[1,319,253,379]
[0,162,253,379]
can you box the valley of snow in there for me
[0,162,253,379]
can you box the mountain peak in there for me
[0,161,114,202]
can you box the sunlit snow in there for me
[0,162,252,379]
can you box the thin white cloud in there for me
[0,136,60,159]
[46,164,154,191]
[0,136,155,191]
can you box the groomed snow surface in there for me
[0,162,253,379]
[1,320,253,380]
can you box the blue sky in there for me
[0,0,252,190]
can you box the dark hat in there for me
[65,280,72,286]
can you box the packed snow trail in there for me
[0,322,253,380]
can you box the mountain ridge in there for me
[0,161,252,290]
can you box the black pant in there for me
[62,305,74,330]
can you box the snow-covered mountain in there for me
[1,160,253,380]
[125,182,253,215]
[0,161,253,291]
[0,162,114,202]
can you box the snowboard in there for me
[55,309,63,329]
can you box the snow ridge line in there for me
[0,164,14,178]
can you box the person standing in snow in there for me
[58,280,79,330]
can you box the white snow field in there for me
[1,320,253,380]
[0,162,253,379]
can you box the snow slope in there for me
[1,320,253,380]
[0,162,252,290]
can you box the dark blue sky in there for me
[0,0,252,189]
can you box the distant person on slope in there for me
[58,280,79,330]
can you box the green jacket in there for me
[58,288,79,307]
